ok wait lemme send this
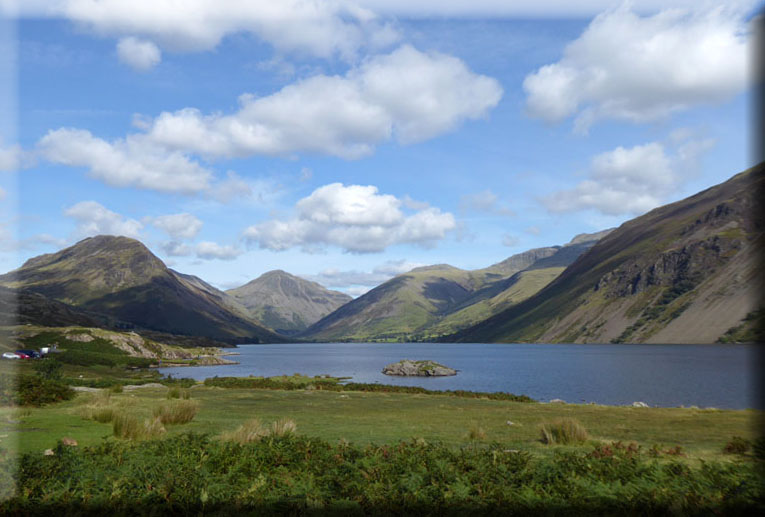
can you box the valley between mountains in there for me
[1,163,762,346]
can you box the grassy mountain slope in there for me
[226,270,352,335]
[450,164,764,344]
[0,236,285,344]
[421,267,566,339]
[301,234,610,342]
[299,265,486,341]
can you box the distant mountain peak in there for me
[410,264,460,273]
[1,234,284,343]
[564,228,615,247]
[226,270,351,335]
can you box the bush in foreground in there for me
[2,433,761,514]
[540,418,589,445]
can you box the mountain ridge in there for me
[300,231,610,342]
[447,164,763,344]
[0,235,286,344]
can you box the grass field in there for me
[0,360,761,514]
[0,382,759,462]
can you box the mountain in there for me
[298,265,488,341]
[0,285,113,328]
[0,235,285,344]
[226,270,352,335]
[300,232,610,342]
[450,164,764,344]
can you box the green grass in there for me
[0,384,759,463]
[0,380,761,513]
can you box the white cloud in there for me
[372,259,426,276]
[151,213,203,240]
[160,240,242,260]
[117,36,161,70]
[195,241,242,260]
[37,128,212,194]
[244,183,456,253]
[33,45,501,194]
[459,189,515,216]
[356,1,731,17]
[523,3,751,132]
[144,45,502,159]
[302,259,426,291]
[304,268,389,288]
[15,0,399,62]
[543,135,715,215]
[64,201,143,238]
[160,241,192,257]
[159,239,242,260]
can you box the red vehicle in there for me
[14,352,31,359]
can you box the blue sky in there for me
[0,1,759,296]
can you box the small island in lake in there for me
[382,359,457,377]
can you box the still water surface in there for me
[159,342,758,409]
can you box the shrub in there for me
[153,400,199,425]
[33,359,63,380]
[5,432,764,513]
[540,418,589,445]
[6,375,75,407]
[109,384,124,394]
[219,419,269,444]
[723,436,751,455]
[203,375,535,402]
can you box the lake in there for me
[158,342,759,409]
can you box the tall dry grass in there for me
[540,418,589,445]
[219,419,269,444]
[153,400,199,425]
[166,387,191,400]
[270,418,297,437]
[219,418,297,443]
[112,412,166,440]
